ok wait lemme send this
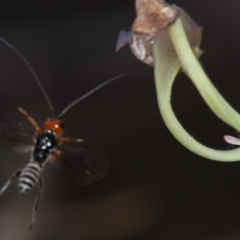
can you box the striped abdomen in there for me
[18,162,42,194]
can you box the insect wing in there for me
[0,113,33,152]
[52,146,109,185]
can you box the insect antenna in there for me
[0,37,55,116]
[58,65,148,118]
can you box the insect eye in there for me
[60,122,64,130]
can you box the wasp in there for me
[0,37,143,229]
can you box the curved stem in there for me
[169,18,240,132]
[153,18,240,162]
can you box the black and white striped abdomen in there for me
[18,162,42,194]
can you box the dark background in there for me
[0,1,239,239]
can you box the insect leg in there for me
[50,150,61,160]
[58,137,83,143]
[18,107,42,134]
[0,170,22,196]
[29,177,44,231]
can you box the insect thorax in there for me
[33,130,56,164]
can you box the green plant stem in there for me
[169,18,240,132]
[154,18,240,161]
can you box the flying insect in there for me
[0,37,142,229]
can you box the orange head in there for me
[44,118,64,136]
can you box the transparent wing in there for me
[0,113,33,152]
[51,146,109,185]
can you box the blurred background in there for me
[0,0,240,239]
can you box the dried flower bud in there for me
[117,0,178,66]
